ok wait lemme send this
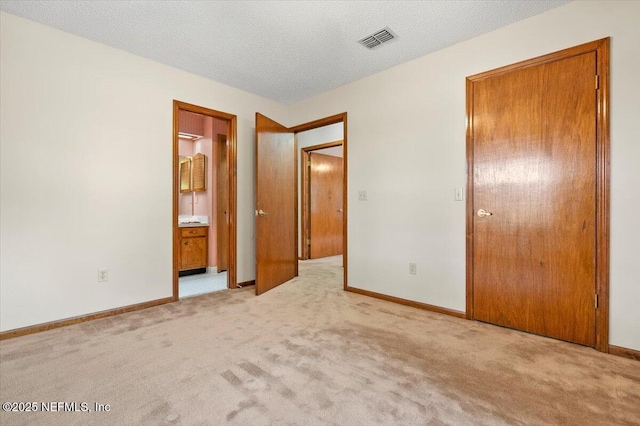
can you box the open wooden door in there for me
[255,113,296,295]
[216,134,229,272]
[310,152,343,258]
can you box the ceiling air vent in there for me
[358,27,397,50]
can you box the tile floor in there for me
[179,271,228,299]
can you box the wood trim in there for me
[301,140,343,152]
[289,113,346,133]
[609,345,640,362]
[173,101,180,300]
[465,77,475,320]
[0,297,173,341]
[594,38,610,353]
[301,150,310,260]
[173,101,238,295]
[300,140,344,260]
[174,101,236,121]
[346,286,465,319]
[254,113,259,287]
[342,115,348,290]
[465,38,610,351]
[237,280,255,288]
[294,132,299,277]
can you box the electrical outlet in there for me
[98,269,109,282]
[358,190,368,201]
[409,263,417,275]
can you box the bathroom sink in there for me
[178,216,209,227]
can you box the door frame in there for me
[173,100,238,299]
[465,38,610,352]
[289,113,348,290]
[300,140,344,260]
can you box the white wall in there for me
[288,1,640,351]
[296,124,344,255]
[0,12,287,331]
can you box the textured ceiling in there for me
[0,1,569,104]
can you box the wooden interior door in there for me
[216,134,229,272]
[471,52,597,346]
[255,113,296,295]
[310,153,343,258]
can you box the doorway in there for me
[173,101,238,300]
[465,39,610,351]
[255,113,348,295]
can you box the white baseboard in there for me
[207,266,218,274]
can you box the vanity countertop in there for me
[178,222,209,228]
[178,215,209,228]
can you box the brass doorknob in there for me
[255,209,269,217]
[477,209,493,217]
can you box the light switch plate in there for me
[455,187,463,201]
[409,263,417,275]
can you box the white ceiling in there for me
[0,1,569,104]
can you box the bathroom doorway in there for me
[173,101,237,299]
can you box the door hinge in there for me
[595,293,599,309]
[307,239,311,245]
[595,75,599,90]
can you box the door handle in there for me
[255,209,269,217]
[477,209,493,218]
[337,209,343,213]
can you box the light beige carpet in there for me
[1,258,639,426]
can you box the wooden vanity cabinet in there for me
[179,226,208,271]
